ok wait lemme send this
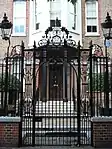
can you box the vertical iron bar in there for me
[32,41,36,146]
[1,61,4,108]
[41,46,47,102]
[89,41,93,146]
[4,39,10,115]
[104,39,109,108]
[64,47,68,101]
[19,41,24,147]
[77,41,81,146]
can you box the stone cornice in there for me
[91,116,112,122]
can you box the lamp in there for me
[101,12,112,39]
[0,13,13,41]
[0,13,13,115]
[100,12,112,110]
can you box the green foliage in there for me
[88,72,112,92]
[0,73,21,91]
[88,73,105,91]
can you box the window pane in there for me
[87,18,97,25]
[56,20,61,27]
[87,26,91,32]
[36,23,39,30]
[50,12,61,20]
[13,18,25,33]
[14,25,25,33]
[35,12,42,24]
[93,26,97,32]
[50,19,61,27]
[50,0,61,11]
[69,13,74,28]
[50,20,55,27]
[68,2,74,13]
[13,1,26,17]
[86,1,96,17]
[20,25,24,33]
[35,0,41,13]
[87,26,97,32]
[14,26,19,33]
[13,1,26,34]
[87,10,96,17]
[14,17,25,25]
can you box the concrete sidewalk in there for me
[0,146,95,149]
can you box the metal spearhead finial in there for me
[106,12,111,22]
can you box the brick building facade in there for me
[81,0,112,56]
[0,0,112,57]
[0,0,29,58]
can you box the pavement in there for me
[0,146,96,149]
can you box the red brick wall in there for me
[93,122,112,148]
[0,122,19,147]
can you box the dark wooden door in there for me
[49,64,63,100]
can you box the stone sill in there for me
[0,117,21,122]
[91,116,112,122]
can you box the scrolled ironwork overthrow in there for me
[38,26,77,48]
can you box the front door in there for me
[49,64,63,100]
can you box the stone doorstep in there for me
[0,117,21,122]
[91,116,112,122]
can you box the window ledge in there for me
[85,33,100,37]
[11,33,26,37]
[69,30,80,35]
[32,30,42,35]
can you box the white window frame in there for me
[12,0,26,36]
[85,0,99,36]
[34,0,40,30]
[50,0,61,27]
[68,1,77,31]
[72,2,77,30]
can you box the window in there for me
[73,2,77,30]
[35,0,40,30]
[50,0,61,27]
[86,0,98,34]
[50,20,55,27]
[13,0,26,35]
[68,1,77,30]
[50,19,61,27]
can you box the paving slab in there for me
[0,146,95,149]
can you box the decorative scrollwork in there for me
[52,35,61,46]
[66,39,77,47]
[10,45,21,57]
[38,26,77,48]
[24,51,33,60]
[38,39,48,47]
[92,44,104,57]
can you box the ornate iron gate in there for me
[0,27,112,147]
[20,27,92,146]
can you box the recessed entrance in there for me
[49,64,63,100]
